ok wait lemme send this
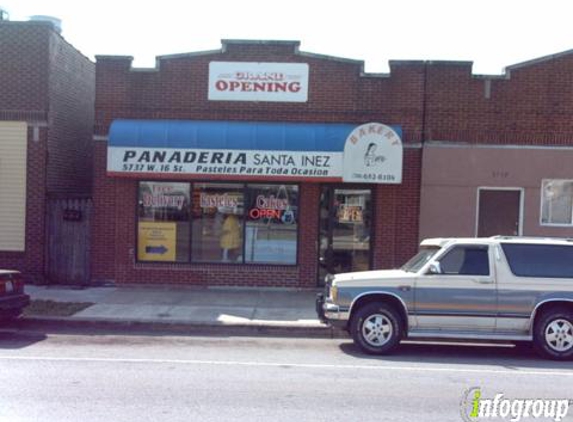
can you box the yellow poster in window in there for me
[337,205,364,223]
[138,222,177,261]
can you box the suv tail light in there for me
[0,272,23,294]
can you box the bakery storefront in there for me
[105,119,403,287]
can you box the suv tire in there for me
[350,302,402,355]
[533,308,573,360]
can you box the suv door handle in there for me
[474,278,494,284]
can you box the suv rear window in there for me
[501,243,573,278]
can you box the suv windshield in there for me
[401,247,441,273]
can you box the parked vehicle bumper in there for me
[316,293,349,328]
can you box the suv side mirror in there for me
[428,262,442,275]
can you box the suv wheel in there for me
[350,302,402,355]
[533,308,573,360]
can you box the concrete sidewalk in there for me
[22,284,336,337]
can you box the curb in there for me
[14,316,349,339]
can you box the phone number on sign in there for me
[352,173,396,182]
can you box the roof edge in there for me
[95,55,134,61]
[155,49,222,62]
[221,39,301,47]
[298,50,363,65]
[506,48,573,71]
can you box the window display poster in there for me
[137,221,177,261]
[337,205,364,223]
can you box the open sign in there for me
[249,208,282,220]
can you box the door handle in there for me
[474,278,494,284]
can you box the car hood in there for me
[333,269,413,284]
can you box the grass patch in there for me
[23,300,94,317]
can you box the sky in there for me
[1,0,572,75]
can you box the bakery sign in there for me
[107,122,403,184]
[208,62,309,102]
[342,123,403,183]
[109,149,342,179]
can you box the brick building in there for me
[92,40,424,287]
[0,19,95,283]
[3,24,573,288]
[91,40,573,288]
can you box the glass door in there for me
[318,187,372,286]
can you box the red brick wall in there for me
[90,141,117,282]
[361,62,426,142]
[92,41,425,286]
[0,22,49,114]
[372,148,422,269]
[94,44,424,142]
[424,56,573,144]
[46,31,95,194]
[0,21,95,196]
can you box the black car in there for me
[0,270,30,320]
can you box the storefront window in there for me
[541,180,573,225]
[137,181,299,265]
[137,182,190,262]
[245,184,298,264]
[192,183,244,263]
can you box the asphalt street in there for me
[0,326,571,422]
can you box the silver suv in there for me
[316,236,573,360]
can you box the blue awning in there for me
[109,119,402,152]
